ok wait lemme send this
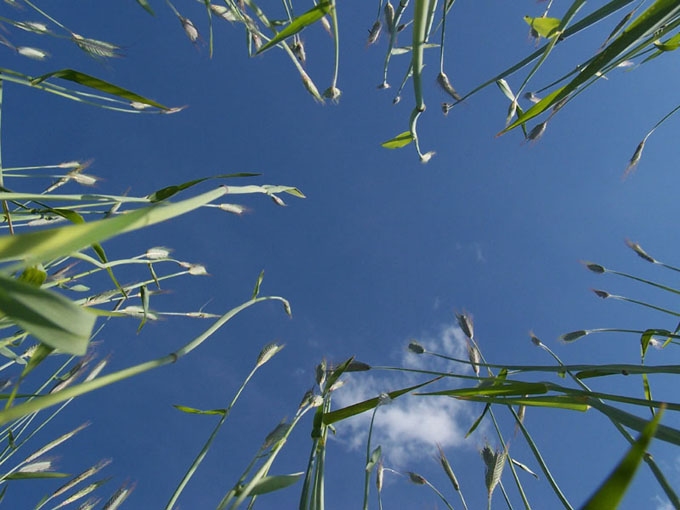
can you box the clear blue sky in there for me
[3,1,680,509]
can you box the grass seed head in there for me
[291,40,306,65]
[376,458,384,492]
[316,359,327,388]
[437,444,460,491]
[437,72,462,101]
[408,340,425,354]
[592,289,611,299]
[529,331,542,347]
[210,4,237,22]
[15,21,49,33]
[323,86,342,102]
[407,471,427,485]
[523,91,541,103]
[420,151,436,164]
[367,20,382,46]
[180,16,199,43]
[558,330,588,343]
[580,261,606,274]
[625,239,656,263]
[384,1,395,32]
[256,342,284,367]
[300,70,323,103]
[146,247,171,259]
[466,339,481,376]
[527,121,547,142]
[624,138,646,178]
[320,16,333,37]
[218,203,246,214]
[17,46,49,59]
[455,312,474,340]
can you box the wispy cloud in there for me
[653,495,673,510]
[332,321,484,467]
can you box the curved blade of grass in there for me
[255,1,332,54]
[455,394,590,411]
[0,187,228,269]
[0,274,95,355]
[465,403,489,438]
[458,0,636,102]
[31,70,168,110]
[246,473,303,495]
[501,0,680,134]
[322,377,441,425]
[146,173,259,202]
[4,471,69,480]
[582,407,664,510]
[0,292,288,425]
[418,381,549,398]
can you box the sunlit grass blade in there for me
[0,274,95,355]
[501,0,680,134]
[31,70,168,110]
[381,131,413,149]
[256,1,332,54]
[582,407,664,509]
[322,377,441,425]
[136,0,154,15]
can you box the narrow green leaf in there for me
[582,407,664,509]
[146,173,258,202]
[366,445,382,472]
[256,2,333,54]
[136,0,155,15]
[240,472,303,496]
[381,131,414,149]
[0,274,95,355]
[5,472,69,480]
[252,270,264,299]
[173,405,226,416]
[466,403,490,438]
[31,70,168,110]
[322,377,441,425]
[523,16,561,38]
[137,285,149,333]
[418,381,548,398]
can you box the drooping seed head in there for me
[558,330,589,343]
[146,247,171,259]
[180,16,199,43]
[299,69,323,103]
[527,121,547,142]
[580,261,606,274]
[210,4,237,21]
[17,46,49,60]
[625,239,656,263]
[367,20,382,46]
[437,72,462,101]
[529,331,542,347]
[624,138,646,178]
[320,16,333,37]
[291,40,306,65]
[376,459,384,492]
[15,21,49,34]
[437,444,460,491]
[323,86,342,102]
[466,339,481,376]
[592,289,611,299]
[218,203,246,214]
[316,359,327,387]
[188,264,208,275]
[346,360,371,372]
[420,151,436,164]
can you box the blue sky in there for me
[2,1,680,509]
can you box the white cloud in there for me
[331,321,484,467]
[653,495,673,510]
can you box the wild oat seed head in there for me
[130,101,150,110]
[19,460,52,473]
[146,247,170,259]
[188,264,208,275]
[624,139,646,178]
[466,340,481,376]
[316,360,327,387]
[15,21,49,33]
[455,312,474,340]
[323,86,342,102]
[558,330,588,343]
[218,203,246,214]
[523,91,541,103]
[376,458,384,492]
[581,261,606,274]
[69,173,98,186]
[407,472,427,485]
[437,445,460,491]
[592,289,611,299]
[58,160,81,168]
[529,331,542,346]
[180,16,199,42]
[17,46,49,60]
[384,1,395,31]
[527,121,547,142]
[320,16,333,37]
[329,379,345,392]
[437,72,462,101]
[420,151,436,164]
[210,4,237,21]
[367,20,382,46]
[408,340,425,354]
[625,239,656,263]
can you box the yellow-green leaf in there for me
[523,16,561,38]
[256,2,332,54]
[381,131,414,149]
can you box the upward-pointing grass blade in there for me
[255,2,333,55]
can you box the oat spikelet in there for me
[455,312,474,340]
[25,423,89,464]
[408,340,425,354]
[407,471,426,485]
[256,342,284,367]
[367,20,382,46]
[384,1,395,33]
[625,239,656,263]
[437,72,462,101]
[623,138,647,178]
[437,444,460,491]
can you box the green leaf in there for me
[252,270,264,299]
[323,377,441,425]
[465,403,490,438]
[146,173,259,202]
[418,381,548,398]
[502,0,680,134]
[582,407,664,509]
[17,266,47,287]
[366,445,382,472]
[137,285,149,333]
[173,405,226,416]
[381,131,414,149]
[241,472,303,496]
[0,274,95,355]
[256,2,333,54]
[30,69,168,110]
[136,0,155,15]
[523,16,561,38]
[0,187,228,269]
[4,472,70,480]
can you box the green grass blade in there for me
[322,377,441,425]
[582,407,664,510]
[146,173,259,202]
[136,0,155,15]
[417,381,549,398]
[501,0,680,134]
[31,70,168,110]
[0,274,95,355]
[256,2,332,54]
[381,131,413,148]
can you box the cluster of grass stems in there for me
[0,1,679,509]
